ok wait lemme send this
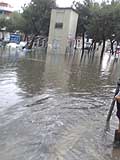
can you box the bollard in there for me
[114,130,120,147]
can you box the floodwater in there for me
[0,47,120,160]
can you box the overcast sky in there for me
[2,0,102,10]
[2,0,79,10]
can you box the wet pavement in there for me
[0,48,120,160]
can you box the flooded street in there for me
[0,48,120,160]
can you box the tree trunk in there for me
[82,32,85,55]
[93,41,96,50]
[24,34,28,42]
[100,39,106,59]
[2,31,4,40]
[27,35,36,49]
[110,39,116,55]
[110,39,114,55]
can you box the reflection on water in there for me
[0,48,120,160]
[17,54,46,96]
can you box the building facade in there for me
[48,8,78,54]
[0,1,13,16]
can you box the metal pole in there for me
[106,79,120,122]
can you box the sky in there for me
[1,0,79,10]
[2,0,103,10]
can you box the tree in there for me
[74,0,120,58]
[21,0,56,49]
[0,15,7,30]
[0,15,7,40]
[73,0,93,54]
[86,2,101,52]
[22,0,56,36]
[6,12,25,33]
[98,1,120,56]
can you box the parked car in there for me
[6,42,19,48]
[19,41,27,49]
[6,41,27,49]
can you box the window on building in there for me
[55,23,63,29]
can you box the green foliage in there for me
[75,0,92,34]
[6,12,25,32]
[0,11,25,33]
[0,0,56,36]
[0,15,7,30]
[74,0,120,43]
[0,0,119,45]
[22,0,56,35]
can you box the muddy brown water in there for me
[0,48,120,160]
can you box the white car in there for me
[6,41,27,49]
[6,42,19,48]
[19,41,27,49]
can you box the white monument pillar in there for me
[47,8,78,54]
